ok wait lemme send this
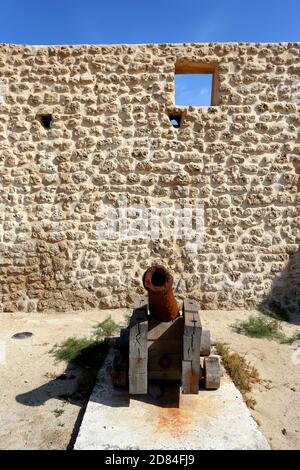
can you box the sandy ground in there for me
[0,308,299,450]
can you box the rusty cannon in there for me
[112,264,221,394]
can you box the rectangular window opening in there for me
[174,62,218,107]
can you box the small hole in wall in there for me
[38,114,53,130]
[169,114,182,129]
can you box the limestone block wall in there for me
[0,42,299,319]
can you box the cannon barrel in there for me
[142,265,179,322]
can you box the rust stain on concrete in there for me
[154,393,220,437]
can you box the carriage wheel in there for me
[204,355,221,390]
[200,329,211,356]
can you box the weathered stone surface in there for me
[0,42,299,315]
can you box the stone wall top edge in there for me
[0,41,299,49]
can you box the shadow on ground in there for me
[15,363,89,407]
[15,341,109,449]
[259,245,300,325]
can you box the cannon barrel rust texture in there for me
[142,264,179,322]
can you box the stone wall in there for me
[0,42,299,319]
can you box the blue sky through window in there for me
[175,74,213,106]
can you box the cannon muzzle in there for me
[142,265,179,322]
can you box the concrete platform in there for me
[74,349,270,450]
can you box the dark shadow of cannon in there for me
[15,363,85,407]
[259,246,300,325]
[15,341,109,449]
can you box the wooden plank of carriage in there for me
[148,351,182,372]
[147,339,182,356]
[182,360,203,394]
[182,298,202,394]
[128,302,148,394]
[147,316,184,340]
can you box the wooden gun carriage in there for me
[112,265,221,395]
